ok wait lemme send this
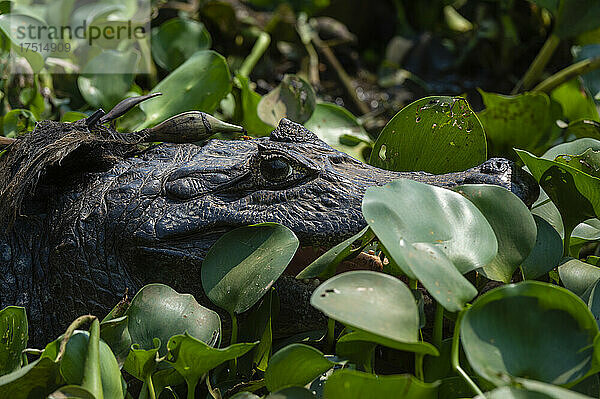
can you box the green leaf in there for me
[3,109,36,137]
[362,179,492,310]
[521,215,564,279]
[305,102,372,161]
[370,96,486,174]
[139,50,232,128]
[573,44,600,101]
[81,319,103,399]
[124,284,221,356]
[554,0,600,39]
[264,344,334,392]
[587,279,600,329]
[323,369,439,398]
[0,357,62,398]
[151,17,211,71]
[166,333,256,391]
[236,74,273,136]
[60,111,88,123]
[257,74,316,126]
[572,219,600,250]
[123,338,160,382]
[310,271,437,354]
[478,90,559,154]
[335,333,377,370]
[58,331,124,399]
[565,119,600,141]
[550,79,599,122]
[559,258,600,298]
[0,306,27,376]
[296,227,374,280]
[456,185,537,282]
[202,223,299,314]
[517,146,600,237]
[48,385,96,398]
[461,281,599,386]
[478,377,596,398]
[0,14,48,72]
[556,149,600,178]
[99,316,131,367]
[77,50,138,109]
[336,329,438,357]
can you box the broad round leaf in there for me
[139,50,232,128]
[456,184,537,282]
[266,387,316,399]
[257,74,316,126]
[370,96,486,174]
[305,102,372,161]
[363,179,497,274]
[126,284,221,355]
[478,90,560,154]
[311,271,421,345]
[0,357,61,398]
[521,215,563,280]
[264,344,334,392]
[550,79,599,123]
[323,369,439,399]
[236,74,273,136]
[123,338,160,382]
[559,258,600,298]
[336,329,438,357]
[477,378,596,399]
[151,18,211,71]
[554,0,600,39]
[202,223,299,314]
[0,306,27,376]
[461,281,599,386]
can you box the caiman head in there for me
[0,116,539,344]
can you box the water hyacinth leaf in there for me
[0,14,48,72]
[335,333,377,370]
[139,50,232,128]
[231,393,261,399]
[363,179,497,274]
[59,331,124,399]
[516,149,600,238]
[151,18,211,71]
[461,281,600,386]
[336,329,438,357]
[532,188,564,238]
[477,385,592,399]
[48,385,96,398]
[0,357,62,398]
[587,279,600,329]
[521,215,563,280]
[296,227,374,280]
[166,333,256,391]
[236,74,273,136]
[202,223,299,314]
[550,79,599,122]
[572,219,600,252]
[264,344,335,392]
[266,387,316,399]
[323,369,439,399]
[123,338,160,382]
[542,138,600,161]
[77,50,139,110]
[99,316,131,367]
[478,90,559,154]
[0,306,27,376]
[370,96,486,174]
[125,284,221,356]
[305,102,372,161]
[257,74,316,126]
[558,258,600,298]
[80,319,102,399]
[310,271,421,346]
[3,109,36,137]
[573,44,600,100]
[556,149,600,177]
[553,0,600,39]
[456,184,537,282]
[60,111,88,123]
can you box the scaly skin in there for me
[0,118,538,346]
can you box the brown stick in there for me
[0,136,16,146]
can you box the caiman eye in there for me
[259,155,292,182]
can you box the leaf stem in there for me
[57,314,96,362]
[534,57,600,94]
[229,312,238,378]
[187,378,198,399]
[415,353,424,381]
[512,34,560,93]
[452,310,484,397]
[564,224,574,257]
[81,318,103,399]
[326,317,336,353]
[145,375,157,399]
[433,302,444,350]
[409,279,418,290]
[238,30,271,78]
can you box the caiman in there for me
[0,98,539,346]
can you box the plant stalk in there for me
[415,353,424,381]
[238,31,271,78]
[229,312,238,378]
[326,317,336,353]
[187,379,198,399]
[452,310,484,397]
[145,375,157,399]
[433,302,444,350]
[57,314,96,362]
[533,57,600,94]
[512,34,560,93]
